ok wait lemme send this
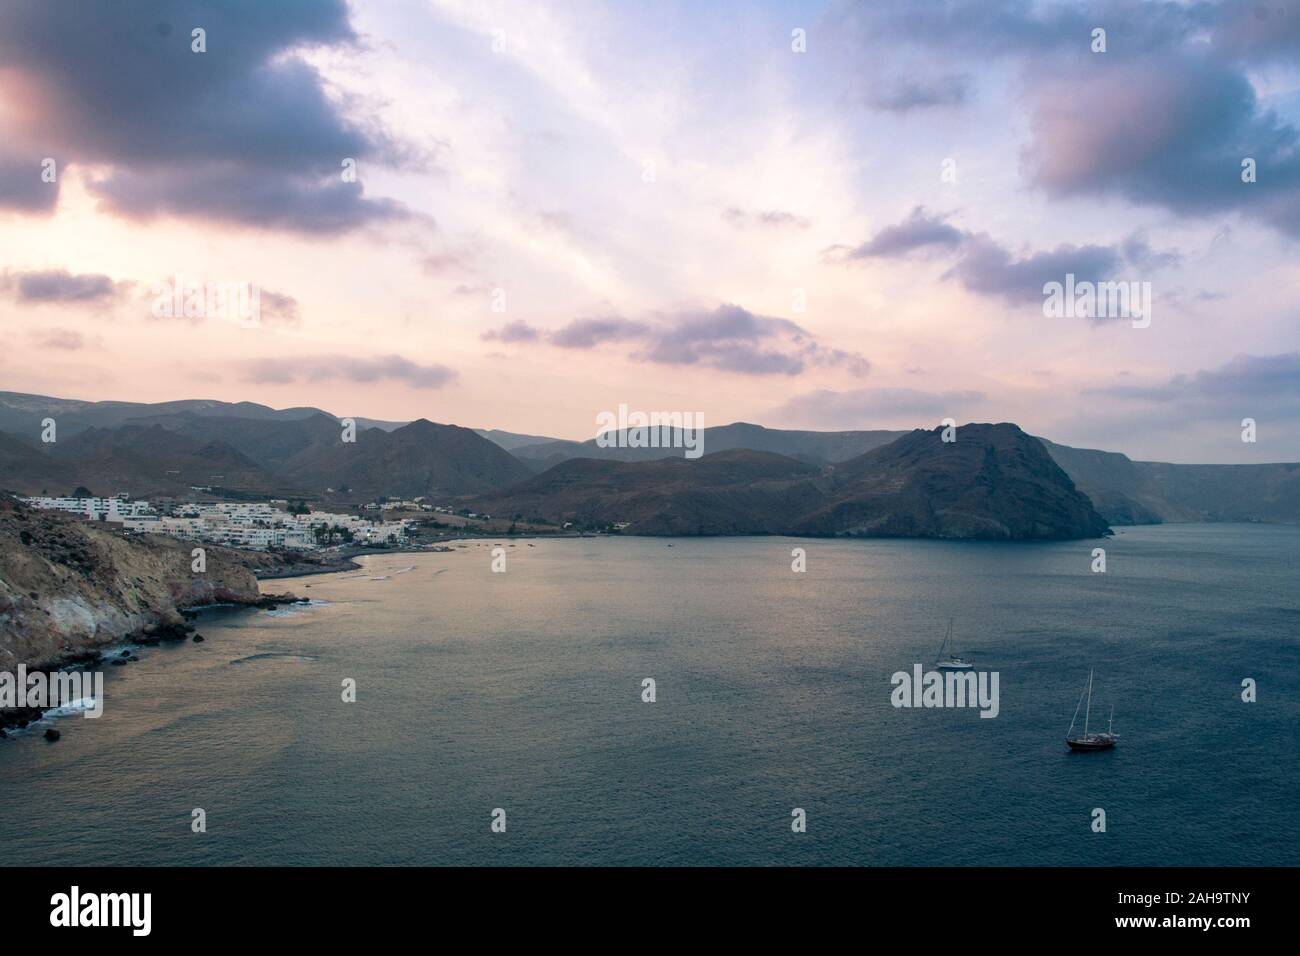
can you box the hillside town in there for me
[16,494,416,552]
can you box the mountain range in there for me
[0,391,1296,536]
[506,422,905,470]
[472,424,1109,539]
[502,422,1300,526]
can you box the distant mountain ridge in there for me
[0,390,408,437]
[0,391,330,436]
[508,421,906,470]
[473,428,565,451]
[0,393,530,499]
[276,418,533,498]
[473,424,1111,540]
[0,390,1296,526]
[1038,439,1300,525]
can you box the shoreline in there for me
[254,534,597,582]
[257,526,1146,584]
[2,591,309,739]
[253,558,361,580]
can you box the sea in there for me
[2,525,1297,866]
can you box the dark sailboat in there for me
[1066,669,1117,751]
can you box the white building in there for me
[21,494,408,553]
[22,495,155,523]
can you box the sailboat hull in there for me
[1066,669,1117,751]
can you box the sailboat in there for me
[934,618,974,671]
[1066,669,1117,751]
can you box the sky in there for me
[0,0,1297,463]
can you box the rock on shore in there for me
[0,496,295,670]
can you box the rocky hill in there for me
[51,424,287,495]
[278,418,534,498]
[475,423,1111,540]
[0,497,293,670]
[123,410,345,473]
[801,424,1110,539]
[0,430,75,490]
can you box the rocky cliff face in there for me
[805,424,1112,540]
[0,496,282,669]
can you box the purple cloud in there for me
[1085,353,1300,405]
[0,151,58,214]
[480,303,870,378]
[2,269,122,303]
[829,209,1147,307]
[827,207,966,260]
[0,0,409,233]
[722,207,811,229]
[240,354,457,389]
[843,0,1300,236]
[550,317,652,349]
[866,74,970,113]
[481,320,542,343]
[944,235,1123,303]
[259,290,300,325]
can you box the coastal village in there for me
[12,489,613,559]
[14,493,441,552]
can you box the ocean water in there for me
[2,525,1297,866]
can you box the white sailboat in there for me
[1066,669,1117,751]
[934,618,974,671]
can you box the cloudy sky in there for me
[0,0,1297,462]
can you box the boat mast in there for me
[1068,679,1087,736]
[1108,704,1114,736]
[937,618,953,660]
[1083,669,1094,738]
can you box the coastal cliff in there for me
[0,496,293,670]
